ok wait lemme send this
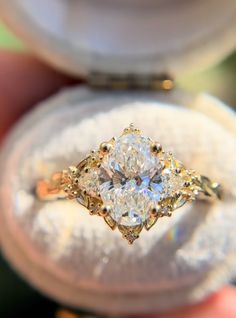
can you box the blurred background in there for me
[0,20,236,318]
[1,21,236,108]
[0,22,85,318]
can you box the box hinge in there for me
[88,72,174,91]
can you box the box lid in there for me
[1,0,236,79]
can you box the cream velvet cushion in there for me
[0,87,236,315]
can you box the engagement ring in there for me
[36,124,221,244]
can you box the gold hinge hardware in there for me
[88,72,174,91]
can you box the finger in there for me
[0,50,78,138]
[134,286,236,318]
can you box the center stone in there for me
[99,133,164,226]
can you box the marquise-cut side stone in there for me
[78,169,100,197]
[161,168,185,197]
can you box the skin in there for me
[1,50,236,318]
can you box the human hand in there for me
[0,50,77,139]
[133,286,236,318]
[0,51,236,318]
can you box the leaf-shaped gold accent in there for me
[104,215,117,230]
[144,216,159,231]
[118,224,143,244]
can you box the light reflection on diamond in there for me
[78,169,100,197]
[77,131,186,227]
[99,133,163,226]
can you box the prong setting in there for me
[100,142,112,154]
[175,167,181,174]
[151,142,162,154]
[42,124,221,244]
[150,206,160,218]
[99,205,111,217]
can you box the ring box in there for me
[0,0,236,315]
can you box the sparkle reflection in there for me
[166,225,185,243]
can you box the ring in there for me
[36,124,222,244]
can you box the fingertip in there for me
[0,50,79,138]
[131,286,236,318]
[204,286,236,318]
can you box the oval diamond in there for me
[99,133,163,226]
